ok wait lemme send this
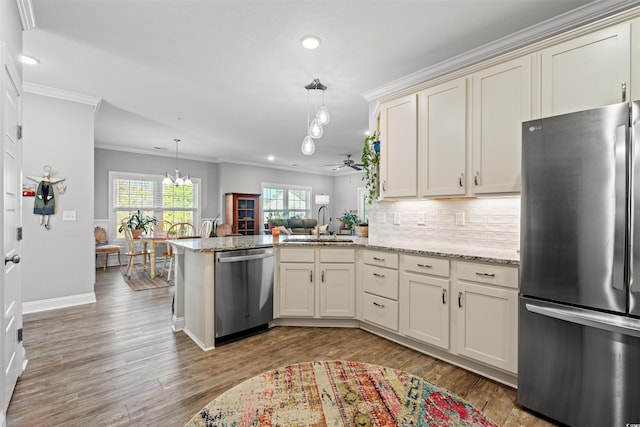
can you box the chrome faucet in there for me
[317,205,332,238]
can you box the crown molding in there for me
[23,82,102,110]
[15,0,36,31]
[362,0,640,102]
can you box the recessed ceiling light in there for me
[21,55,40,65]
[301,35,321,50]
[268,155,275,161]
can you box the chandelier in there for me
[163,138,192,186]
[301,78,330,155]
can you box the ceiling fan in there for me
[332,154,364,171]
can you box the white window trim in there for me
[109,170,202,241]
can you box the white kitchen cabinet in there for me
[454,261,518,373]
[541,23,630,117]
[631,17,640,101]
[279,262,315,317]
[419,78,467,197]
[379,94,418,198]
[319,263,355,317]
[401,272,450,350]
[472,56,532,194]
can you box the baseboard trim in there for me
[23,292,97,314]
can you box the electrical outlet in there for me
[455,212,465,226]
[393,212,401,225]
[62,210,77,221]
[417,214,425,225]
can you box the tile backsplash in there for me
[368,197,520,253]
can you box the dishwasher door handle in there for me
[218,253,273,263]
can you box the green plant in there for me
[339,210,359,229]
[266,212,285,227]
[361,130,380,204]
[118,210,158,233]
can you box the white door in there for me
[2,43,24,418]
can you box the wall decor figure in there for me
[27,165,66,230]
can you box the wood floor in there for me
[6,268,557,426]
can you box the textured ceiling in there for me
[23,0,601,174]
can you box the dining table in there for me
[138,232,169,279]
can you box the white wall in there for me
[21,93,96,306]
[0,0,23,75]
[333,171,365,222]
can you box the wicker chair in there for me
[94,226,121,271]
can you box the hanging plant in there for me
[361,131,380,204]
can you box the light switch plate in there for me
[455,212,465,226]
[393,212,401,225]
[417,214,425,225]
[62,210,77,221]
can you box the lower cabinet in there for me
[361,250,400,331]
[454,261,519,374]
[277,247,355,319]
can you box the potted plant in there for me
[118,210,158,238]
[339,210,359,234]
[266,212,285,230]
[355,221,368,237]
[361,130,380,205]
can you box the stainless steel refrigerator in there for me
[519,101,640,426]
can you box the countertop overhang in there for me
[169,235,519,265]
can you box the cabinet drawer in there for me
[456,261,518,289]
[363,250,399,269]
[319,248,355,263]
[362,292,399,331]
[402,254,450,277]
[279,248,314,263]
[362,264,399,300]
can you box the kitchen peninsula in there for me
[171,234,520,386]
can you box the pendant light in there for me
[301,78,329,155]
[163,138,192,185]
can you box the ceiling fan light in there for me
[316,105,330,125]
[301,135,315,155]
[309,118,323,139]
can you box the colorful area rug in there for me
[121,265,174,291]
[186,360,499,427]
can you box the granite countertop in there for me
[169,234,520,265]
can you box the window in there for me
[357,187,370,224]
[110,172,200,239]
[262,183,311,224]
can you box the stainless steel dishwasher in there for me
[214,247,274,344]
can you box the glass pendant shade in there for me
[309,118,323,139]
[301,135,315,155]
[163,173,172,185]
[316,105,330,125]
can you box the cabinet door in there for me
[419,78,466,196]
[319,263,355,317]
[379,94,417,197]
[279,263,315,317]
[400,272,450,350]
[472,56,532,194]
[455,281,518,373]
[541,23,630,117]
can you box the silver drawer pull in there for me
[475,272,496,277]
[373,272,385,278]
[417,263,432,268]
[373,257,385,262]
[373,301,385,308]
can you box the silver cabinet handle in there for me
[373,272,385,278]
[458,173,464,187]
[416,263,432,269]
[5,254,20,265]
[458,291,463,308]
[382,180,387,191]
[373,256,385,262]
[475,272,496,277]
[373,301,385,308]
[474,171,480,186]
[442,289,447,304]
[622,81,627,102]
[310,270,313,282]
[321,270,325,282]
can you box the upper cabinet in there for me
[419,78,467,197]
[541,23,630,117]
[471,56,532,194]
[379,94,417,198]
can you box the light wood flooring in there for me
[6,268,557,426]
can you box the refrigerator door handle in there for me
[526,302,640,338]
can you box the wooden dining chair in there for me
[94,226,121,271]
[123,227,151,278]
[154,220,172,232]
[199,220,213,238]
[162,222,197,281]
